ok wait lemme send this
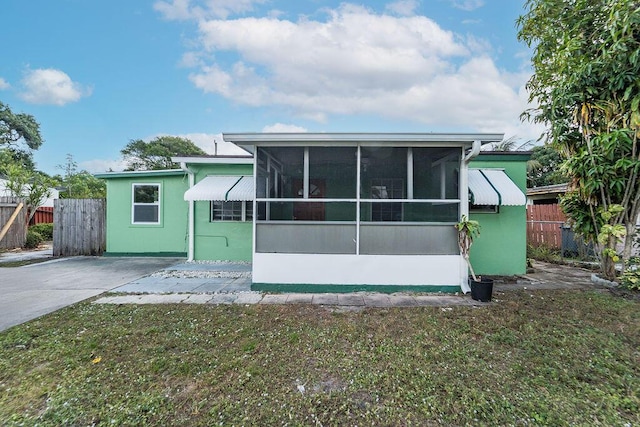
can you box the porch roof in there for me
[184,176,254,201]
[224,132,504,151]
[469,169,526,206]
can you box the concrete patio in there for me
[93,259,602,308]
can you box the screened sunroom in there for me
[224,133,504,292]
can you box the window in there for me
[371,178,403,221]
[211,201,253,221]
[469,203,498,213]
[132,184,160,224]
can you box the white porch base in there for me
[252,253,467,288]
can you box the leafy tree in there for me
[56,154,106,199]
[0,102,42,171]
[0,101,42,149]
[1,151,53,225]
[485,135,532,152]
[518,0,640,280]
[1,147,36,171]
[527,145,567,188]
[121,136,206,171]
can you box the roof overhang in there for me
[526,183,568,197]
[94,169,185,179]
[468,169,526,206]
[171,156,253,164]
[224,133,504,153]
[184,175,254,202]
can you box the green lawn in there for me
[0,289,638,426]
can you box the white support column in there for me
[266,154,271,221]
[180,162,195,261]
[458,141,480,293]
[407,147,414,199]
[303,147,310,199]
[440,162,446,199]
[356,145,361,255]
[252,150,258,260]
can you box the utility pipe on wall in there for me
[463,139,482,164]
[180,162,195,261]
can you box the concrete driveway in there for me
[0,257,181,332]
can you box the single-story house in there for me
[526,183,568,205]
[96,133,529,293]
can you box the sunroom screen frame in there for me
[225,133,503,292]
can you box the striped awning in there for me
[184,176,254,201]
[468,169,526,206]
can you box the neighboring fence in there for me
[29,206,54,225]
[0,197,27,250]
[526,204,566,249]
[54,199,106,256]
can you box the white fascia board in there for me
[171,156,254,164]
[223,132,505,146]
[94,169,185,179]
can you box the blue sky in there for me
[0,0,542,175]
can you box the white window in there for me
[211,201,253,222]
[132,184,160,224]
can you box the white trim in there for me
[252,253,462,286]
[131,182,161,225]
[459,146,470,293]
[407,147,414,199]
[224,132,504,144]
[210,200,253,222]
[171,156,253,165]
[356,145,361,255]
[303,147,309,199]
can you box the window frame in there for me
[469,203,499,214]
[131,183,161,225]
[210,200,253,222]
[370,178,404,221]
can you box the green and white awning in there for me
[184,176,254,201]
[468,169,526,206]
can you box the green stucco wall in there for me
[190,164,253,261]
[468,154,529,276]
[102,172,189,256]
[99,163,254,261]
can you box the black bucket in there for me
[470,277,494,302]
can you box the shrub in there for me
[24,229,44,249]
[619,257,640,291]
[527,244,561,263]
[29,223,53,240]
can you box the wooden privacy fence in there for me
[54,199,106,256]
[0,196,27,249]
[527,204,566,249]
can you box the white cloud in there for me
[0,77,10,90]
[450,0,484,11]
[82,158,128,173]
[262,123,308,133]
[19,68,91,106]
[154,0,266,20]
[171,2,541,141]
[385,0,419,16]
